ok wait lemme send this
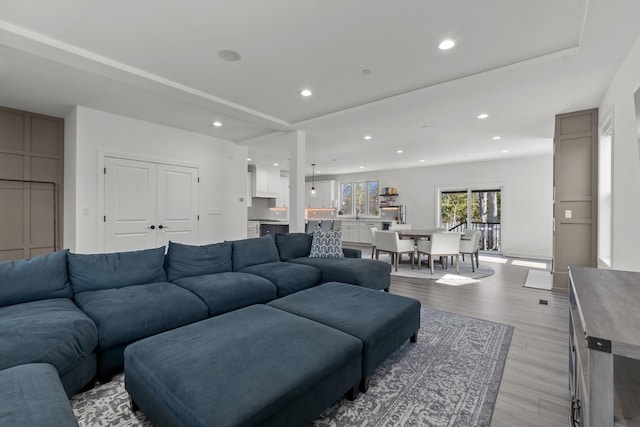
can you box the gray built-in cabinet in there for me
[552,109,598,291]
[0,107,64,262]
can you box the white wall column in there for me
[288,130,306,232]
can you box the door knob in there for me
[158,225,167,229]
[148,225,156,230]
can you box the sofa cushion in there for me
[275,233,312,261]
[0,250,72,307]
[238,262,321,297]
[173,272,277,316]
[269,282,420,382]
[288,257,391,291]
[74,282,208,350]
[68,247,167,293]
[124,305,362,427]
[0,363,79,427]
[165,241,232,282]
[0,298,98,377]
[309,229,345,258]
[231,235,280,271]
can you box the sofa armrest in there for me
[342,248,362,258]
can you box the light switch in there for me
[564,210,572,219]
[208,208,222,215]
[82,208,90,216]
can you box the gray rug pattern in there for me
[71,308,513,427]
[389,258,495,281]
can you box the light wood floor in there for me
[352,246,570,426]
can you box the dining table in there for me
[395,228,469,266]
[396,228,446,240]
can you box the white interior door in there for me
[105,157,199,252]
[105,157,157,252]
[156,163,199,248]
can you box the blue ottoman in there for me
[124,305,362,427]
[0,363,78,427]
[269,281,421,392]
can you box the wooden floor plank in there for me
[348,245,571,426]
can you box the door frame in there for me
[435,182,507,253]
[97,150,201,252]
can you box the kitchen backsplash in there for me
[248,198,288,220]
[306,208,337,220]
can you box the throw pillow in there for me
[309,228,345,258]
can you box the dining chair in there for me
[460,230,482,271]
[305,220,320,233]
[463,229,481,269]
[416,232,461,274]
[374,230,415,271]
[369,227,378,259]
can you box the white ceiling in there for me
[1,0,640,175]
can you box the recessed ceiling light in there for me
[502,150,509,153]
[300,89,312,97]
[396,150,404,154]
[477,113,488,119]
[420,159,425,162]
[439,39,456,50]
[218,49,242,62]
[212,121,222,127]
[273,163,279,166]
[362,69,372,75]
[364,135,372,140]
[492,136,501,140]
[359,166,364,169]
[247,158,251,161]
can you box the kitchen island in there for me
[257,220,289,236]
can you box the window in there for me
[340,180,379,215]
[598,116,613,267]
[439,186,502,252]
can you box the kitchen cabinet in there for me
[340,220,382,244]
[252,167,281,198]
[359,221,381,244]
[260,223,289,236]
[305,180,336,208]
[341,221,359,242]
[246,173,253,207]
[276,177,289,207]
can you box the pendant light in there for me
[310,163,316,195]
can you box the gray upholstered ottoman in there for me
[124,304,362,427]
[269,281,421,392]
[0,363,79,427]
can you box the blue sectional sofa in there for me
[0,232,396,425]
[0,250,98,397]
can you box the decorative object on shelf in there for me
[379,188,399,207]
[310,163,316,195]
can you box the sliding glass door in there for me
[439,187,502,253]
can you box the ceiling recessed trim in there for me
[0,21,293,132]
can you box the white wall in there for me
[64,106,248,253]
[335,155,553,259]
[598,33,640,272]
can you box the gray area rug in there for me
[71,307,513,427]
[388,256,495,281]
